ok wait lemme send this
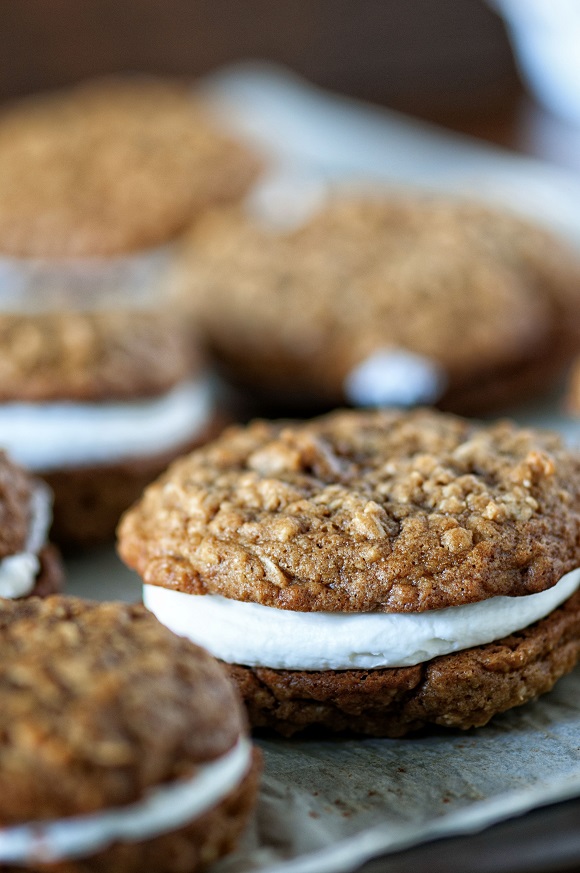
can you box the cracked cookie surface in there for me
[118,408,580,613]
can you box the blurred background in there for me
[1,0,579,170]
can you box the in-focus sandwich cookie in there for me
[179,195,580,415]
[119,409,580,737]
[0,597,259,871]
[0,76,261,545]
[0,452,62,600]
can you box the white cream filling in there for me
[144,568,580,670]
[0,736,252,864]
[245,167,328,231]
[0,246,172,312]
[344,348,447,408]
[0,483,52,599]
[0,378,213,472]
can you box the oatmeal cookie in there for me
[0,76,250,547]
[45,413,227,547]
[119,408,580,736]
[0,311,222,547]
[0,596,259,871]
[0,76,261,257]
[565,356,580,416]
[179,195,580,414]
[0,309,197,403]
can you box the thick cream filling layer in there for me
[144,568,580,670]
[0,737,252,864]
[0,378,213,472]
[0,483,52,599]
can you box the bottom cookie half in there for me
[3,750,261,873]
[228,592,580,737]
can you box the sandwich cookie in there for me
[0,452,62,601]
[0,310,222,546]
[178,195,580,415]
[0,76,260,545]
[119,408,580,737]
[0,597,259,871]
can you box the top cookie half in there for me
[0,76,262,257]
[118,408,580,613]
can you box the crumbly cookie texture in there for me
[0,597,246,823]
[0,451,35,559]
[0,309,198,402]
[0,76,261,257]
[229,589,580,737]
[118,409,580,613]
[179,197,580,406]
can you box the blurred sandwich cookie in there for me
[0,311,222,546]
[0,452,62,600]
[0,76,258,544]
[0,597,259,871]
[0,75,261,258]
[179,195,580,415]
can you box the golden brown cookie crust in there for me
[179,196,580,407]
[0,597,246,823]
[0,76,262,257]
[1,751,261,873]
[228,590,580,737]
[0,309,199,402]
[118,409,580,613]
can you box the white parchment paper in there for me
[67,65,580,872]
[199,62,580,245]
